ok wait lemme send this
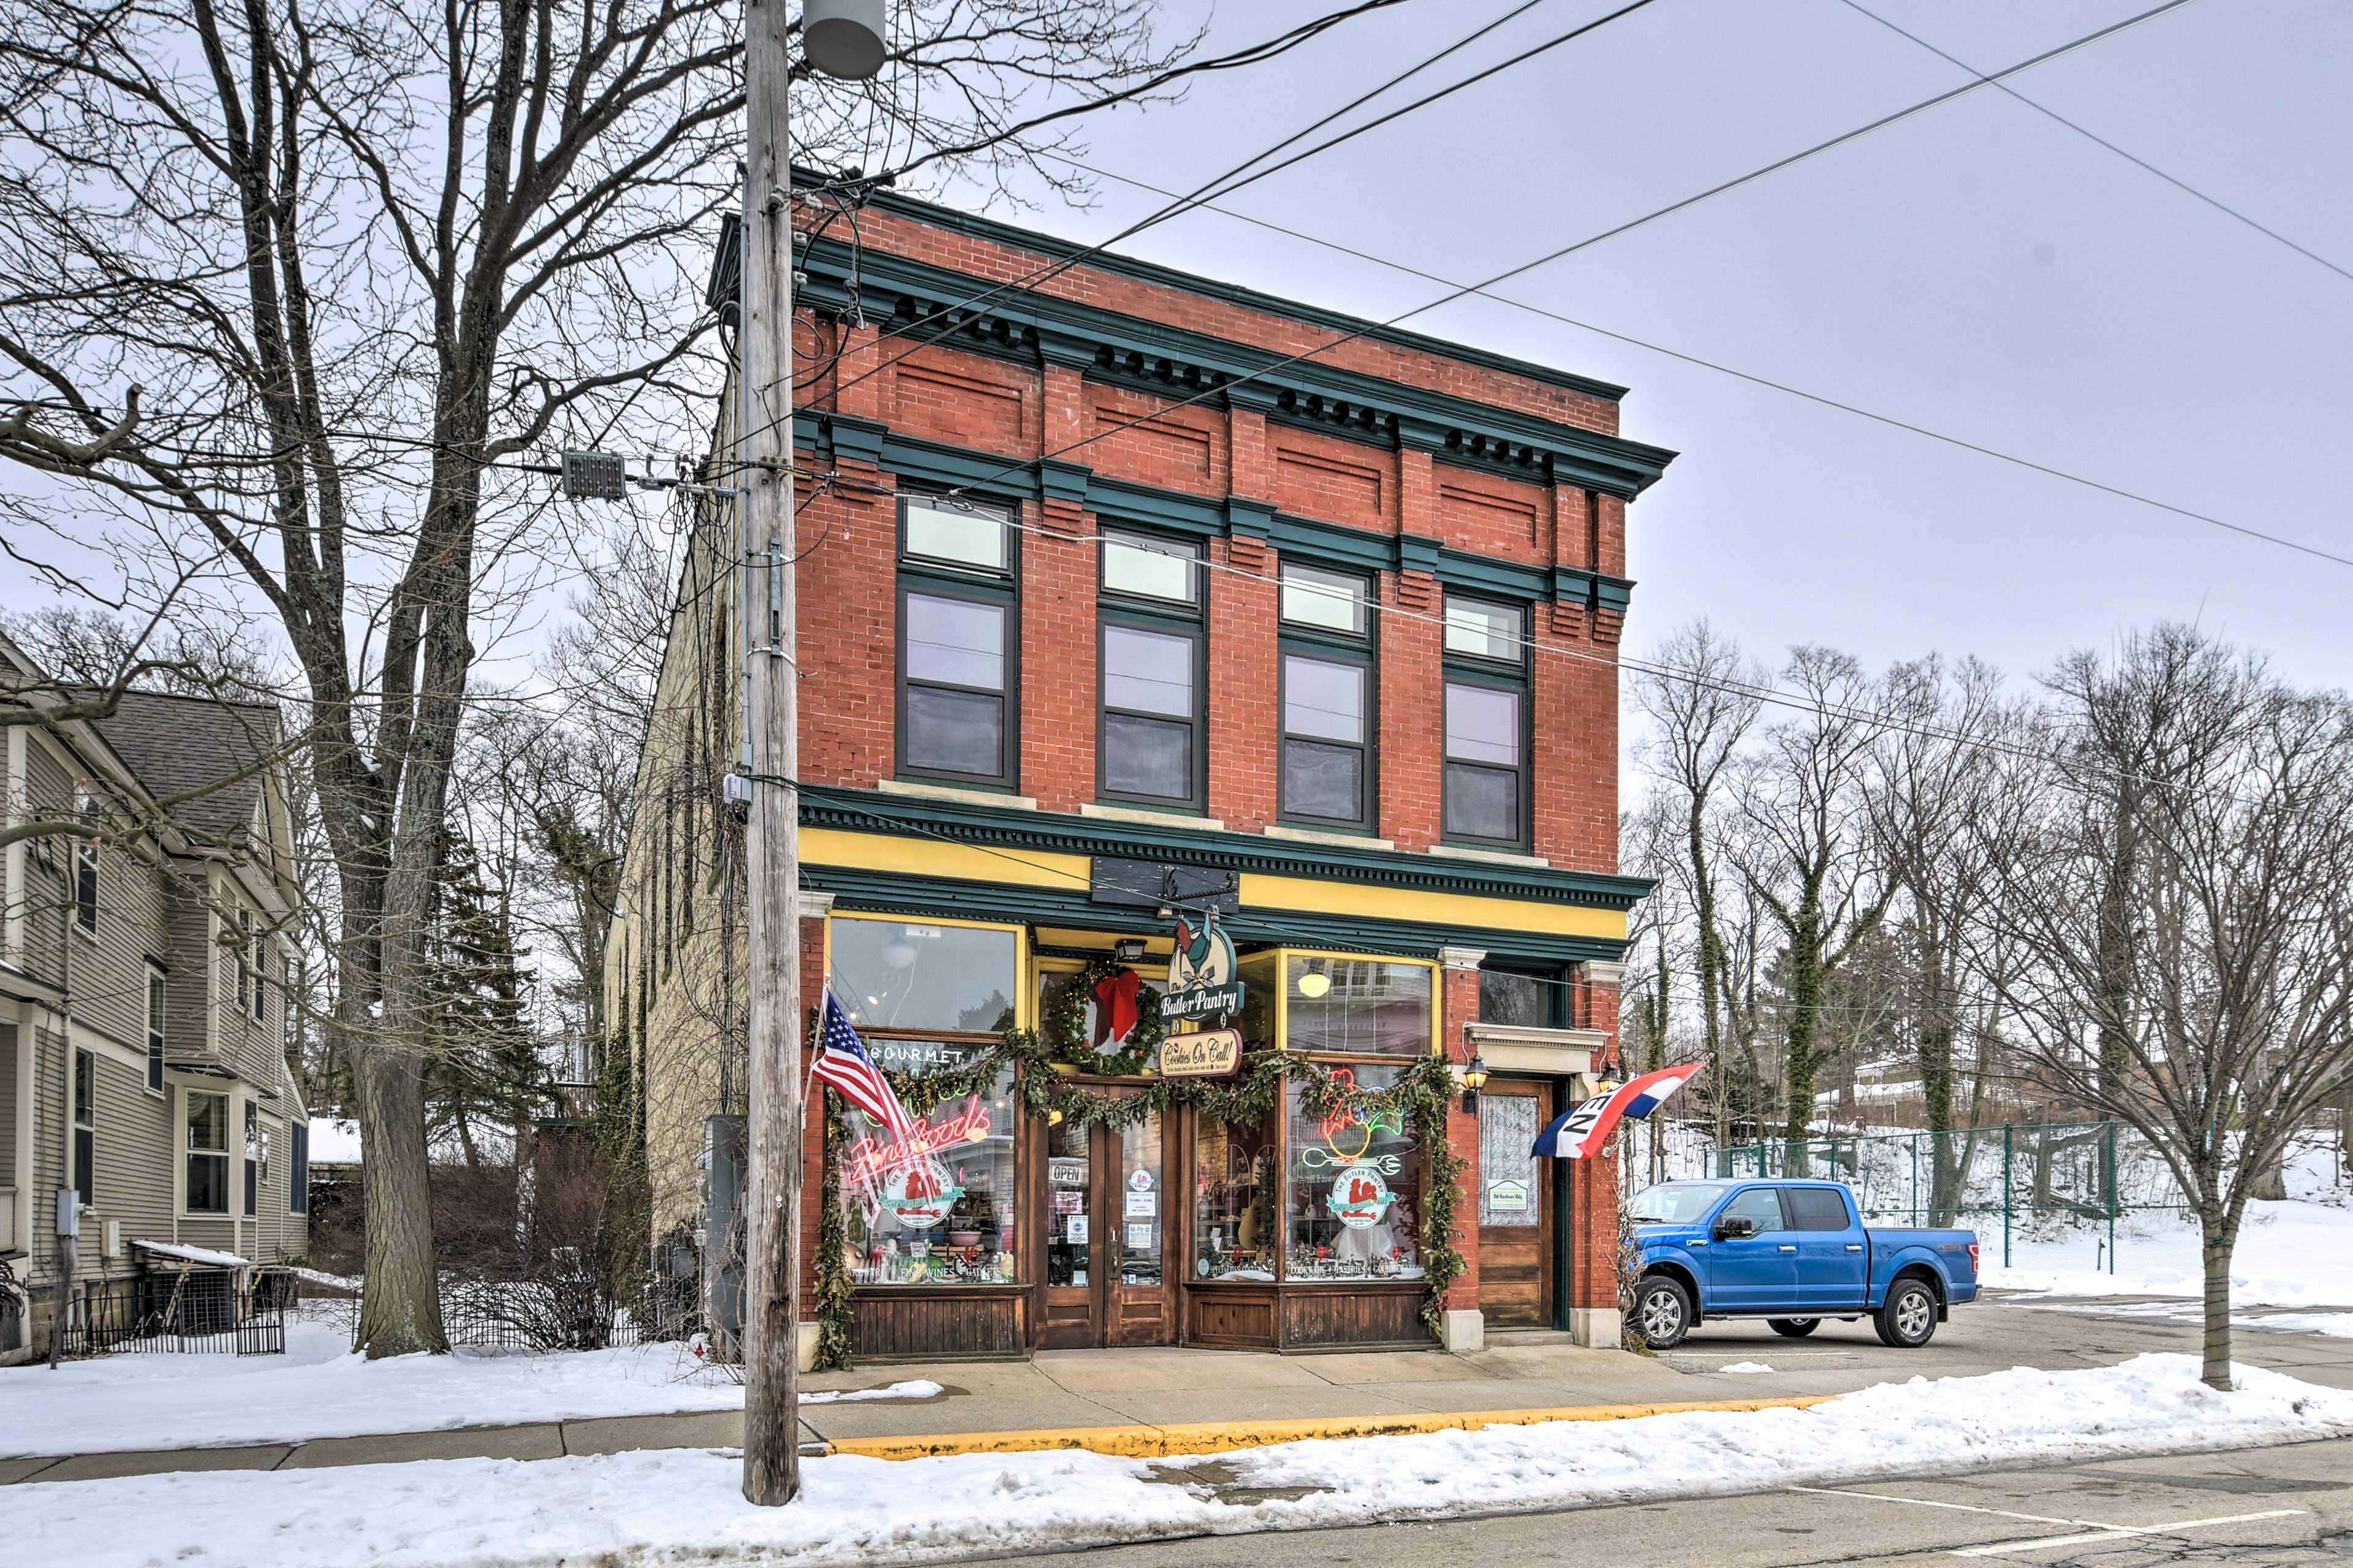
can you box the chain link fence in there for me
[1652,1119,2192,1272]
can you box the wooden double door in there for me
[1039,1093,1176,1348]
[1476,1077,1559,1329]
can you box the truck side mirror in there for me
[1714,1214,1756,1241]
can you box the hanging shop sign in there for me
[1325,1161,1396,1229]
[1158,1028,1243,1077]
[1162,907,1245,1021]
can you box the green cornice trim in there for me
[794,237,1675,501]
[798,782,1651,912]
[828,182,1633,406]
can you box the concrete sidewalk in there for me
[7,1298,2347,1485]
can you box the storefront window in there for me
[840,1069,1018,1285]
[1192,1111,1278,1281]
[830,917,1018,1034]
[1284,1067,1422,1279]
[1284,956,1432,1056]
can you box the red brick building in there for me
[620,183,1672,1361]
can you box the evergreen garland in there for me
[808,987,1471,1366]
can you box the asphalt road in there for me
[1073,1436,2353,1567]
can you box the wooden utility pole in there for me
[738,0,803,1507]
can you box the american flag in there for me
[812,990,917,1142]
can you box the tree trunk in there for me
[354,1043,447,1354]
[2197,1199,2235,1390]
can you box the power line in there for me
[737,0,1664,462]
[925,0,2214,526]
[1022,148,2353,574]
[1837,0,2353,287]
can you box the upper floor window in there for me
[146,966,167,1093]
[1101,530,1200,606]
[1276,562,1377,833]
[1097,526,1205,812]
[251,921,268,1025]
[898,493,1018,789]
[1445,597,1524,663]
[187,1090,230,1214]
[1281,562,1367,636]
[72,788,100,936]
[1442,596,1529,849]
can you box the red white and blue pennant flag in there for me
[812,989,918,1143]
[1532,1062,1703,1159]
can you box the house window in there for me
[186,1091,230,1214]
[244,1101,261,1217]
[898,494,1017,789]
[1442,596,1529,848]
[146,968,167,1093]
[237,910,252,1015]
[72,790,100,936]
[73,1048,96,1210]
[290,1119,310,1213]
[1280,562,1367,636]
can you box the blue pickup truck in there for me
[1627,1179,1979,1350]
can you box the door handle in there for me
[1777,1244,1797,1253]
[1846,1243,1864,1252]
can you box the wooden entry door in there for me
[1039,1095,1175,1348]
[1476,1078,1556,1329]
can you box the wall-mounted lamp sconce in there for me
[1461,1051,1490,1114]
[1113,937,1147,964]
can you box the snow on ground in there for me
[1982,1197,2353,1306]
[1717,1362,1774,1374]
[0,1313,933,1458]
[13,1356,2351,1568]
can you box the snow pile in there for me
[0,1316,924,1458]
[15,1356,2352,1567]
[1716,1362,1774,1374]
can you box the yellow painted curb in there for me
[817,1395,1835,1462]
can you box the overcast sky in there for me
[937,0,2353,700]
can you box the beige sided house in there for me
[2,632,310,1360]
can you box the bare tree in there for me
[1972,627,2353,1388]
[1729,646,1892,1154]
[1634,623,1764,1159]
[1,0,1403,1356]
[1872,655,2015,1219]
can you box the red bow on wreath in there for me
[1092,967,1142,1048]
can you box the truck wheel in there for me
[1634,1276,1692,1350]
[1874,1279,1938,1347]
[1767,1318,1819,1338]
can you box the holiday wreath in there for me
[808,964,1467,1369]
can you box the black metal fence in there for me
[309,1278,653,1352]
[57,1267,294,1357]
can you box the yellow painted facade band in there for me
[798,828,1629,944]
[817,1395,1832,1462]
